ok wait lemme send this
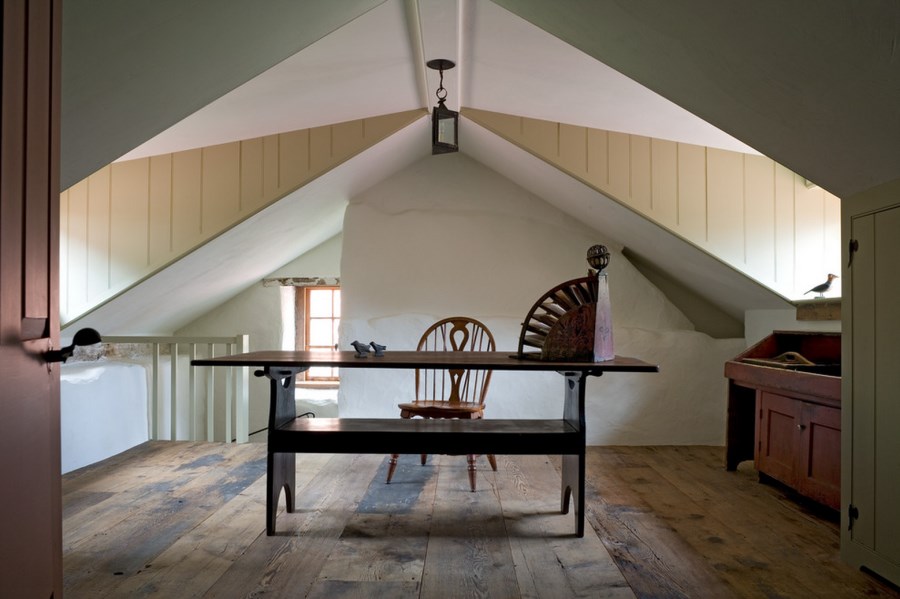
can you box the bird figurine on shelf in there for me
[369,341,386,357]
[804,273,838,298]
[351,340,370,358]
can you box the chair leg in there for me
[467,454,477,492]
[386,453,399,483]
[487,454,498,471]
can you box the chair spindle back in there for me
[416,317,495,406]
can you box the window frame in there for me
[296,285,341,383]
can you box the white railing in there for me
[100,334,250,443]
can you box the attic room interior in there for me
[3,1,900,597]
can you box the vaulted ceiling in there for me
[60,1,900,334]
[63,0,900,198]
[112,0,756,163]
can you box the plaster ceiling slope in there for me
[118,0,423,160]
[119,0,755,162]
[462,0,755,153]
[60,0,386,189]
[493,0,900,199]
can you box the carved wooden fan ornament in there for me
[516,245,615,362]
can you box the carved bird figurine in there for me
[351,340,370,358]
[804,273,838,298]
[369,341,386,357]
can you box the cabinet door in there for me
[843,197,900,584]
[756,391,801,487]
[799,403,840,509]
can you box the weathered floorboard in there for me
[645,446,883,598]
[419,455,521,598]
[308,456,439,595]
[495,454,634,598]
[203,453,382,599]
[63,442,266,597]
[60,442,900,598]
[581,449,735,599]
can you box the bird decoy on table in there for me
[805,273,838,298]
[370,341,386,357]
[351,340,370,358]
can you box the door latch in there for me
[44,327,102,363]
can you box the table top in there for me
[192,350,658,373]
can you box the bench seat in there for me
[267,415,586,536]
[269,417,581,455]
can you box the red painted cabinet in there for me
[756,391,841,509]
[724,331,841,510]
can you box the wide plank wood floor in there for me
[62,442,899,598]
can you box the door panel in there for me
[0,1,63,596]
[756,391,800,487]
[848,212,876,549]
[873,206,900,564]
[800,403,840,509]
[844,193,900,584]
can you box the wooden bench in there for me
[192,351,657,537]
[267,413,585,535]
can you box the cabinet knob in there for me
[797,424,807,431]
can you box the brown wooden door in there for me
[1,1,63,596]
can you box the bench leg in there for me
[560,452,585,537]
[560,372,587,537]
[267,451,295,535]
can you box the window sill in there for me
[296,381,339,390]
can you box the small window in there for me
[297,287,340,381]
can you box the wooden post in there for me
[235,334,250,443]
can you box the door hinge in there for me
[848,239,859,268]
[848,504,859,531]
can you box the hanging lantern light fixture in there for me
[427,59,458,154]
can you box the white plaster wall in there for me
[744,308,841,347]
[60,361,150,473]
[176,234,343,436]
[340,153,744,445]
[60,353,208,472]
[268,232,342,280]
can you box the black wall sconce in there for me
[427,59,458,154]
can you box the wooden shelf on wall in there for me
[795,299,841,321]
